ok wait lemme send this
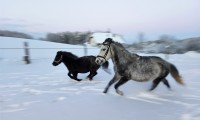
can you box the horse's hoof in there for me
[103,90,107,94]
[75,79,82,81]
[116,89,124,96]
[85,77,93,81]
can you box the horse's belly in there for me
[78,70,89,73]
[130,70,160,82]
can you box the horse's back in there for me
[77,55,99,69]
[140,55,169,65]
[128,56,168,81]
[78,56,96,64]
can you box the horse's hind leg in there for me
[149,78,162,91]
[86,73,92,80]
[162,78,171,89]
[114,77,129,95]
[87,71,97,80]
[103,74,120,93]
[149,65,169,91]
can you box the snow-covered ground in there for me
[0,37,200,120]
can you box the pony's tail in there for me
[169,64,185,85]
[101,61,111,74]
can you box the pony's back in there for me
[63,52,79,60]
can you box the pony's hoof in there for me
[85,77,93,81]
[75,79,82,81]
[116,89,124,96]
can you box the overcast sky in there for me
[0,0,199,43]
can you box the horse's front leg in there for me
[103,73,121,93]
[68,72,74,79]
[72,72,82,81]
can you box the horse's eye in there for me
[102,48,106,51]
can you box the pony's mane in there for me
[62,51,79,59]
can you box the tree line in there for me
[45,31,91,44]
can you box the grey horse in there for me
[95,38,184,95]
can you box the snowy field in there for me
[0,37,200,120]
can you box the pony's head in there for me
[95,38,114,65]
[52,51,63,66]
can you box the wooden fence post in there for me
[23,42,31,64]
[83,43,87,56]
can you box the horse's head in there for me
[52,51,63,66]
[95,38,113,65]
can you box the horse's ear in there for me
[57,51,62,54]
[104,38,113,44]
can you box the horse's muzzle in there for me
[95,58,104,65]
[95,59,101,65]
[52,62,58,66]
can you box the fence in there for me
[0,42,99,64]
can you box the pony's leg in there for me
[162,78,171,89]
[103,74,120,93]
[149,78,162,91]
[72,72,82,81]
[86,73,92,79]
[114,77,129,96]
[87,71,97,80]
[68,72,74,79]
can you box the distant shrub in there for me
[46,31,91,44]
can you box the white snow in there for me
[0,37,200,120]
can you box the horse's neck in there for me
[62,56,75,67]
[111,46,139,66]
[63,61,71,68]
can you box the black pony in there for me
[52,51,109,81]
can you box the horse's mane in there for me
[62,51,79,60]
[113,42,125,49]
[111,41,139,59]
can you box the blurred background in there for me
[0,0,199,44]
[1,1,200,120]
[0,0,200,62]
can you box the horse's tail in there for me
[101,61,111,74]
[169,63,185,85]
